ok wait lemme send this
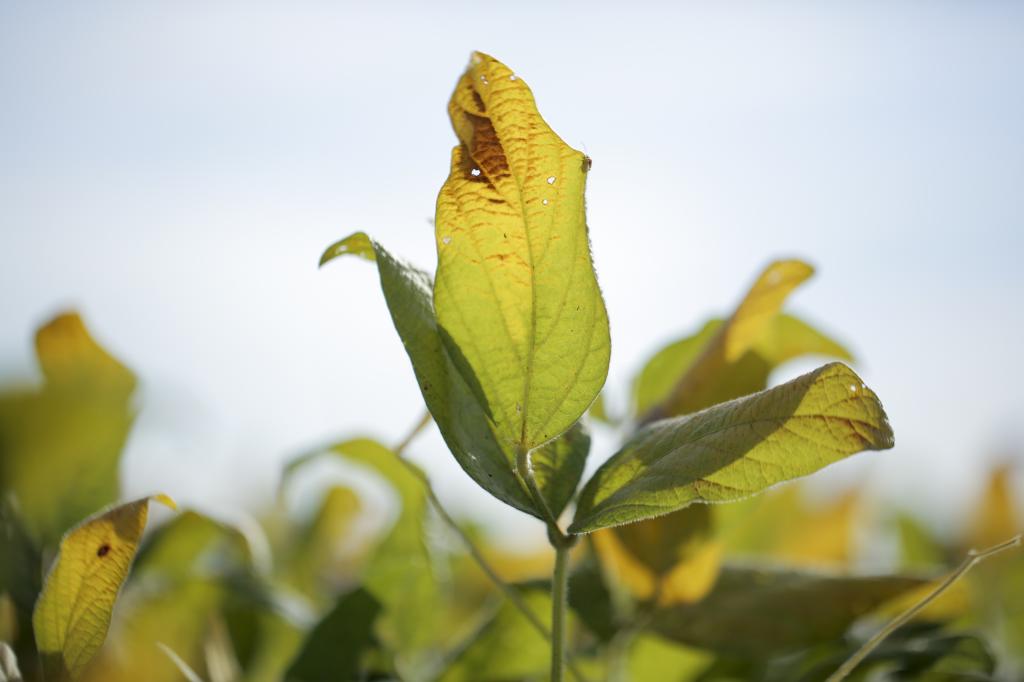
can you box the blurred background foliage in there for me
[1,302,1021,681]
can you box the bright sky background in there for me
[2,2,1022,547]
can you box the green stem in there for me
[826,533,1022,682]
[551,539,571,682]
[394,417,588,682]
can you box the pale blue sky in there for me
[1,2,1022,545]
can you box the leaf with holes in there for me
[32,494,176,680]
[434,51,610,456]
[571,363,893,534]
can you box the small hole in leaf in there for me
[97,544,111,557]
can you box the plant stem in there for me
[393,410,433,456]
[551,539,571,682]
[826,533,1023,682]
[393,416,588,682]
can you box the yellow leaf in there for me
[434,52,610,453]
[32,495,176,680]
[593,506,722,605]
[0,312,137,544]
[968,465,1019,550]
[643,260,814,422]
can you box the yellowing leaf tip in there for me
[152,493,177,511]
[319,232,376,268]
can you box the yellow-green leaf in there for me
[320,232,589,519]
[641,260,825,422]
[0,313,137,545]
[32,494,175,680]
[284,439,441,675]
[593,505,722,605]
[650,564,926,657]
[433,52,610,454]
[571,363,893,533]
[634,313,851,420]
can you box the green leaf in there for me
[628,635,712,682]
[32,494,176,680]
[433,52,610,455]
[0,313,137,546]
[320,232,589,520]
[438,584,555,682]
[526,421,590,518]
[650,564,926,657]
[284,588,382,682]
[571,363,893,533]
[284,439,442,675]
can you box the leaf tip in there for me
[319,232,376,268]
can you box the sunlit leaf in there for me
[284,588,382,682]
[650,564,926,656]
[638,260,853,423]
[571,363,893,533]
[434,52,610,456]
[968,465,1020,550]
[628,634,712,682]
[634,314,851,421]
[320,232,588,519]
[593,505,722,605]
[0,313,137,545]
[32,495,176,680]
[715,486,862,568]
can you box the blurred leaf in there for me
[635,314,852,422]
[439,584,564,682]
[593,505,722,605]
[320,232,588,521]
[90,579,224,682]
[628,634,712,682]
[715,488,862,568]
[968,465,1020,551]
[0,313,137,545]
[761,626,997,682]
[642,261,825,422]
[132,510,255,583]
[651,564,926,657]
[285,439,442,675]
[32,494,175,680]
[896,514,947,570]
[0,642,21,682]
[284,588,382,682]
[567,556,618,643]
[278,486,361,599]
[434,51,610,455]
[571,363,893,533]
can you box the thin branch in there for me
[393,411,433,456]
[826,533,1023,682]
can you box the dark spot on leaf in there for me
[97,544,111,557]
